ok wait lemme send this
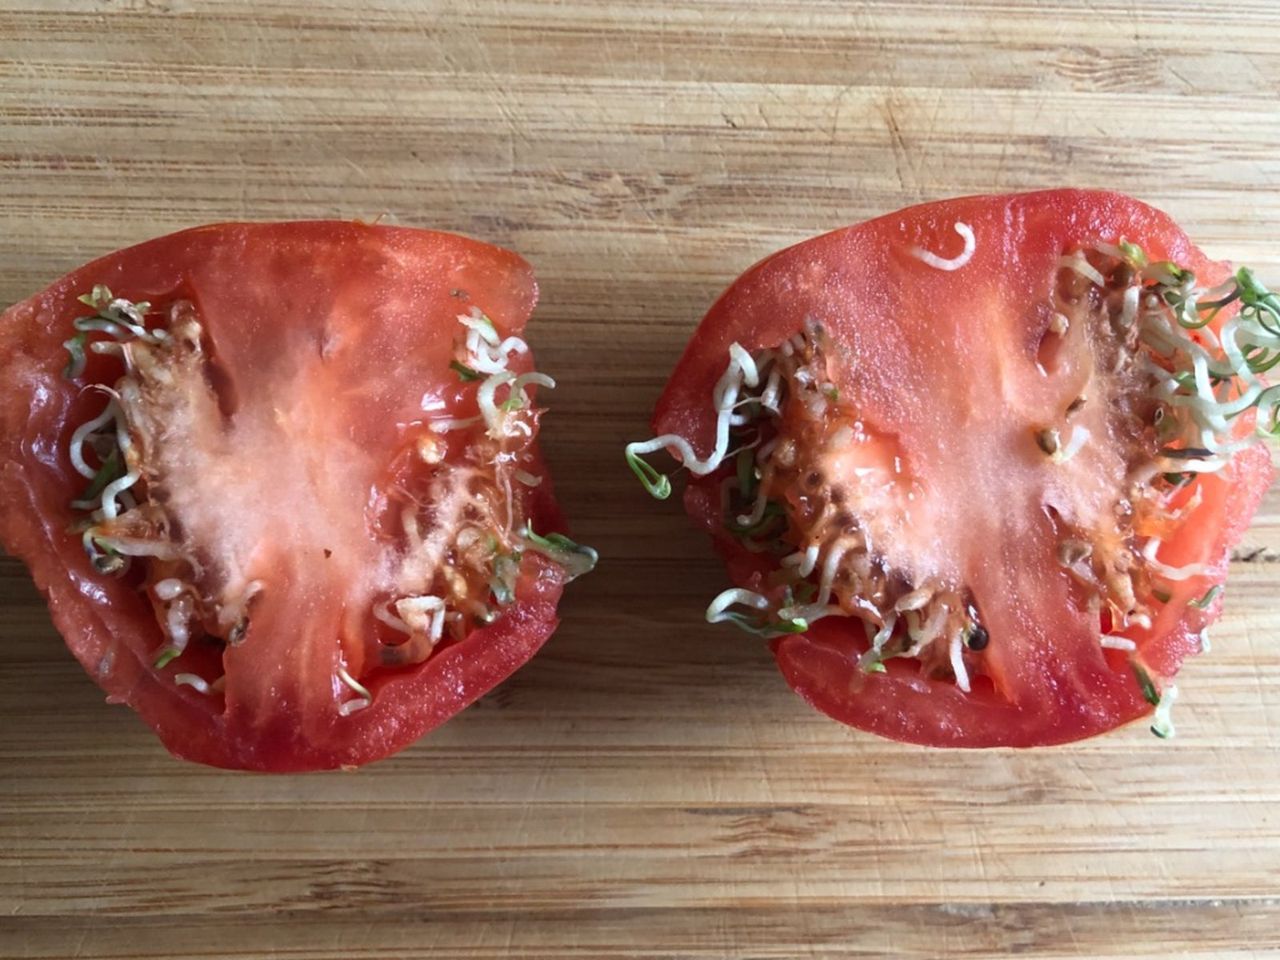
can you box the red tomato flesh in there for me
[649,190,1273,747]
[0,222,584,770]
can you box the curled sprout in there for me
[337,665,372,716]
[910,221,975,272]
[625,446,672,499]
[174,672,222,696]
[706,587,808,638]
[625,341,761,499]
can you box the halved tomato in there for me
[628,190,1275,747]
[0,222,594,771]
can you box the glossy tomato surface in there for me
[0,222,570,770]
[654,190,1273,747]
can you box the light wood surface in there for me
[3,2,1280,957]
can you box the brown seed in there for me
[1035,428,1060,456]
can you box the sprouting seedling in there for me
[1115,240,1280,455]
[625,444,673,499]
[1187,584,1222,610]
[625,342,762,501]
[154,647,182,670]
[1132,659,1180,740]
[523,524,598,581]
[81,529,126,575]
[337,666,372,716]
[1150,684,1179,739]
[705,587,809,638]
[70,447,124,510]
[62,285,161,379]
[1118,239,1148,268]
[1131,661,1161,707]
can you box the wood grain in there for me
[2,1,1280,957]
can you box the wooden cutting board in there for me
[3,2,1279,957]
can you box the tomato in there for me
[0,221,594,771]
[633,190,1275,747]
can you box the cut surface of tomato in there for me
[630,190,1275,747]
[0,222,594,770]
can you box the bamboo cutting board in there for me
[2,2,1280,958]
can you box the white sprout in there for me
[893,588,932,613]
[90,536,182,560]
[906,603,949,655]
[512,371,556,396]
[174,673,212,694]
[460,311,529,374]
[429,416,482,433]
[911,221,975,272]
[735,464,774,527]
[781,544,820,578]
[1100,635,1137,652]
[153,578,184,601]
[760,367,784,412]
[1120,285,1140,327]
[164,595,192,655]
[476,371,555,440]
[1146,558,1212,581]
[396,595,447,644]
[814,541,849,608]
[477,371,515,437]
[68,401,120,479]
[99,467,141,520]
[1059,251,1106,287]
[1052,425,1090,463]
[373,600,411,633]
[626,341,760,480]
[1141,538,1212,581]
[337,665,373,717]
[949,630,971,693]
[705,588,771,624]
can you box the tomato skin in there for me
[658,190,1275,747]
[0,222,569,771]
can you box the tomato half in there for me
[0,222,594,771]
[632,190,1275,747]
